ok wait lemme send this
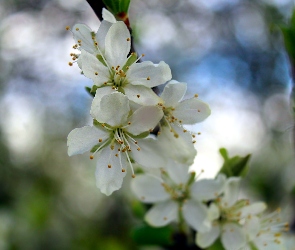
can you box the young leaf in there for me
[102,0,130,18]
[218,148,251,177]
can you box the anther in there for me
[90,155,94,159]
[75,27,79,31]
[68,62,73,66]
[77,40,81,43]
[99,139,102,142]
[192,140,196,143]
[147,77,150,80]
[194,94,198,97]
[127,38,130,41]
[198,109,201,112]
[128,122,131,125]
[95,72,98,75]
[108,164,112,168]
[137,148,141,151]
[65,26,70,30]
[137,94,140,98]
[122,168,126,172]
[141,54,145,57]
[183,129,187,133]
[132,174,136,178]
[198,132,201,135]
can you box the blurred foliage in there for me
[218,148,250,178]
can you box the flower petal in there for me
[80,51,110,86]
[164,159,190,185]
[94,92,130,127]
[208,203,220,221]
[72,24,97,54]
[221,177,241,208]
[130,138,167,169]
[131,174,169,203]
[196,224,221,248]
[104,22,130,67]
[182,200,211,232]
[157,125,196,165]
[95,145,127,195]
[190,174,227,201]
[124,84,163,106]
[243,215,260,241]
[102,8,116,23]
[90,86,116,119]
[145,201,178,227]
[95,20,113,52]
[221,223,247,250]
[127,61,172,88]
[160,81,187,107]
[126,106,163,135]
[239,202,267,218]
[67,126,108,156]
[173,97,211,124]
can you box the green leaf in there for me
[218,148,251,177]
[131,224,173,246]
[102,0,130,17]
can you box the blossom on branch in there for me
[131,161,228,233]
[67,92,165,195]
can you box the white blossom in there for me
[67,92,165,195]
[196,177,267,250]
[243,208,289,250]
[131,161,228,233]
[77,21,172,106]
[156,81,211,165]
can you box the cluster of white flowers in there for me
[132,162,289,250]
[66,8,288,249]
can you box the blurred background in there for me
[1,0,295,249]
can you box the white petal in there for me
[90,86,116,119]
[124,84,163,106]
[72,24,97,54]
[80,51,110,86]
[127,61,172,88]
[95,20,113,52]
[164,159,190,185]
[95,145,127,196]
[145,201,178,227]
[190,174,227,201]
[239,202,267,218]
[208,203,220,221]
[94,92,130,127]
[157,125,196,165]
[222,177,241,208]
[160,81,187,107]
[196,224,221,248]
[104,22,130,67]
[131,174,170,203]
[130,138,167,169]
[102,8,116,23]
[243,215,260,241]
[182,200,211,232]
[221,223,247,250]
[126,106,163,135]
[173,97,211,124]
[67,126,108,156]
